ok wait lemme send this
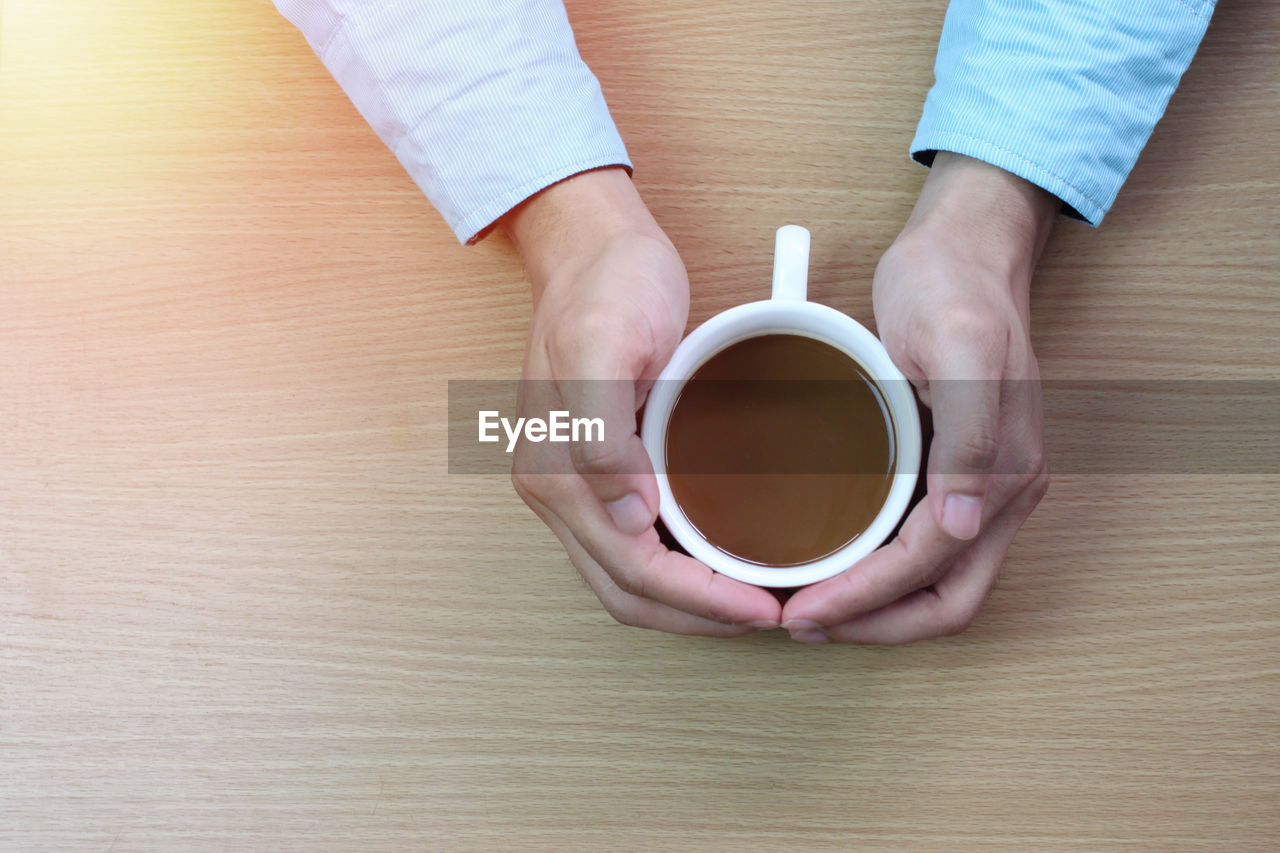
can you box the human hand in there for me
[781,152,1057,643]
[503,167,783,635]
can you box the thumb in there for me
[556,371,660,537]
[925,336,1006,541]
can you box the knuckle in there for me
[700,599,735,626]
[886,336,912,372]
[610,566,648,600]
[911,562,948,593]
[1026,465,1051,504]
[510,467,568,505]
[509,469,532,502]
[602,597,644,628]
[836,562,877,608]
[570,439,629,477]
[939,600,981,637]
[548,306,629,369]
[955,432,1001,473]
[944,307,1008,350]
[510,444,539,483]
[1027,442,1047,475]
[928,309,1012,378]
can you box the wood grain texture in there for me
[1,1,1277,850]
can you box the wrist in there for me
[903,152,1058,283]
[501,167,669,292]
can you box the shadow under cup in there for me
[662,332,901,569]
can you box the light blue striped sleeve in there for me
[911,0,1217,225]
[274,0,631,244]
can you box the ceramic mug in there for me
[640,225,922,587]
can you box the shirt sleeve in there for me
[910,0,1217,226]
[273,0,632,244]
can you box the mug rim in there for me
[640,299,921,588]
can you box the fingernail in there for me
[748,619,780,630]
[605,493,650,535]
[942,493,983,540]
[783,619,828,643]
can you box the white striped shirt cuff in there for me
[276,0,632,244]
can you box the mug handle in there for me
[771,224,811,302]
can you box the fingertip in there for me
[704,569,784,626]
[941,493,983,540]
[782,618,829,643]
[605,492,653,536]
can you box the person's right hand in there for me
[503,167,783,636]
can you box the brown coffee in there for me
[664,333,895,566]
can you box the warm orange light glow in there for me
[0,0,305,196]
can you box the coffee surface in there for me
[665,333,895,566]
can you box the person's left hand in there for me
[781,153,1057,644]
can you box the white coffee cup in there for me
[640,225,922,588]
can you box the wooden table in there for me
[3,1,1276,849]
